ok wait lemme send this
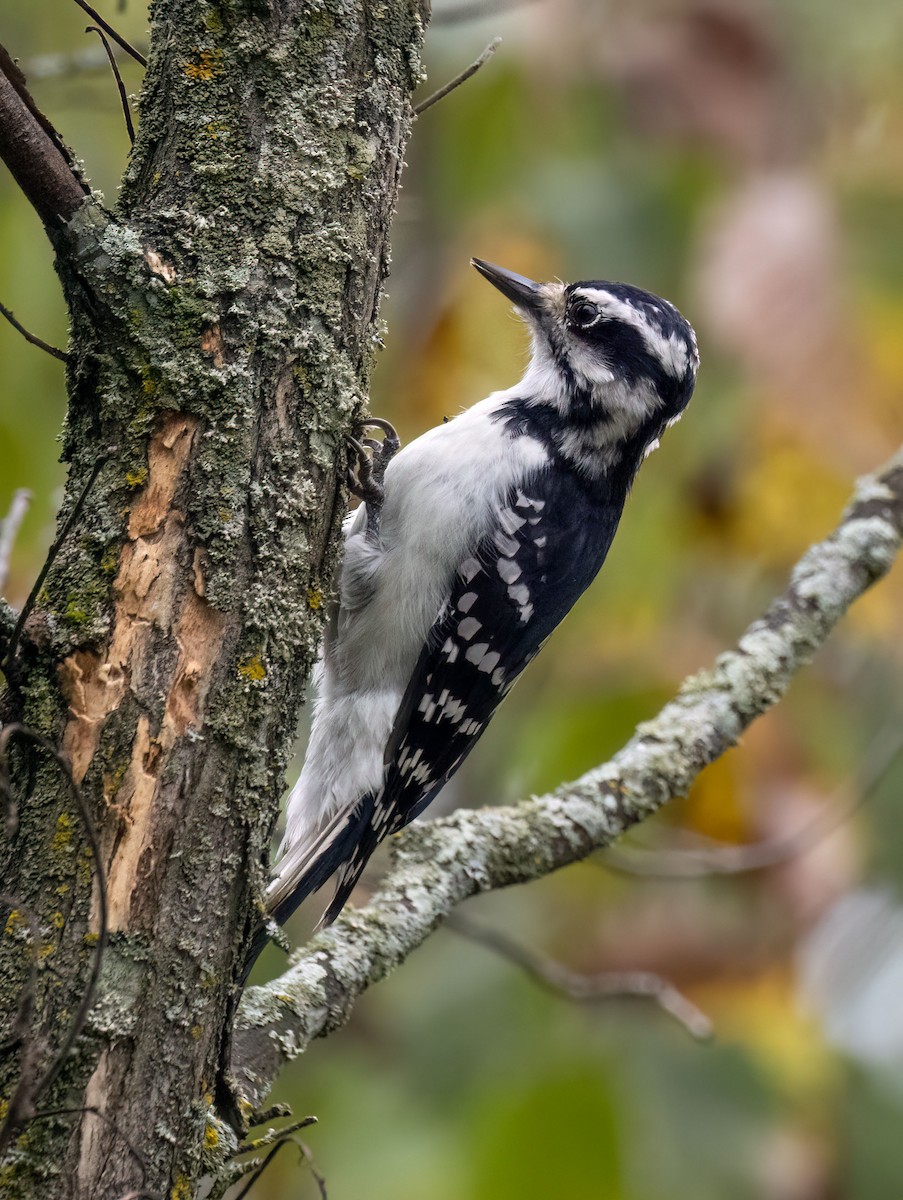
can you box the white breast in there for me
[280,391,549,843]
[333,394,548,693]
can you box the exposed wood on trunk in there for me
[0,2,428,1195]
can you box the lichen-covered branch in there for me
[232,446,903,1108]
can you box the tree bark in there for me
[0,2,427,1196]
[2,5,901,1199]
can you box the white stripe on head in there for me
[575,287,693,378]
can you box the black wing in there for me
[322,464,627,921]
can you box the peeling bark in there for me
[0,2,428,1196]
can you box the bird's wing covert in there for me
[383,467,625,828]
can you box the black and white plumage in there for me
[266,260,699,929]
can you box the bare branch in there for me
[446,913,713,1039]
[0,489,31,595]
[85,26,135,145]
[0,43,88,231]
[70,0,147,67]
[0,45,78,158]
[602,719,903,878]
[414,37,502,115]
[232,446,903,1107]
[0,299,69,362]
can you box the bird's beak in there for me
[471,258,544,316]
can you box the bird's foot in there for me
[346,418,400,535]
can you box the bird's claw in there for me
[346,419,400,536]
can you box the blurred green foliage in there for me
[2,2,903,1198]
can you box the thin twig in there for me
[232,1133,328,1200]
[0,299,69,362]
[69,0,147,67]
[235,1115,317,1157]
[248,1103,293,1127]
[602,720,903,879]
[0,489,31,594]
[1,452,110,680]
[0,725,109,1150]
[231,1140,292,1200]
[414,37,502,116]
[27,45,148,82]
[85,26,135,144]
[296,1138,329,1200]
[446,913,713,1040]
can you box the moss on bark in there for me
[0,2,428,1195]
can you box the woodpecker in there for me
[266,259,699,932]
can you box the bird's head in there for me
[472,258,699,472]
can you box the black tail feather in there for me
[271,793,376,927]
[239,795,376,985]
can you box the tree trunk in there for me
[0,2,427,1195]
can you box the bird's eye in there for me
[570,301,599,328]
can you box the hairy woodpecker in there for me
[266,259,699,932]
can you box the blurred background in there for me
[2,2,903,1197]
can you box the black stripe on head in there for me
[564,280,698,415]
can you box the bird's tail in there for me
[266,794,378,923]
[240,796,376,983]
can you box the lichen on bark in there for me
[0,1,428,1195]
